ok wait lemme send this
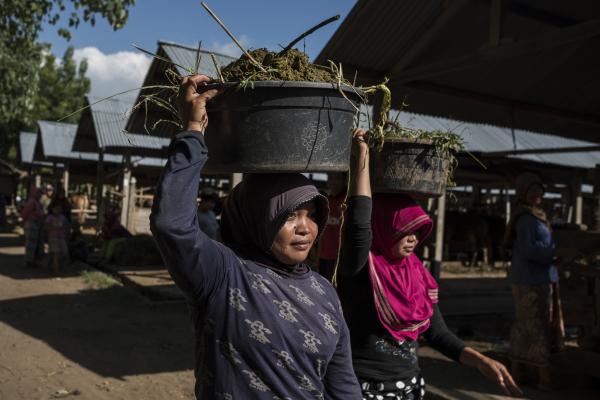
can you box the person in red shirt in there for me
[20,186,45,268]
[317,172,347,281]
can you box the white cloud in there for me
[208,34,251,57]
[73,47,151,101]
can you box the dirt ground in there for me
[0,232,195,400]
[2,230,599,400]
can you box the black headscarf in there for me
[221,173,329,276]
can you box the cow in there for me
[70,193,90,225]
[444,210,506,270]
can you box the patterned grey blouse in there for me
[151,132,361,399]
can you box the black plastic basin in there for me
[370,137,451,197]
[201,81,361,173]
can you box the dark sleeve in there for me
[150,131,231,303]
[323,303,362,399]
[423,304,465,362]
[338,196,372,278]
[515,215,554,265]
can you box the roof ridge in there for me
[38,120,77,128]
[157,40,237,60]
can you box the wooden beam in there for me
[431,193,446,281]
[127,176,137,233]
[62,165,69,195]
[503,1,580,27]
[593,164,600,231]
[120,162,132,227]
[485,145,600,156]
[388,0,469,77]
[489,0,504,46]
[573,179,583,225]
[403,81,600,128]
[96,149,105,231]
[230,173,243,190]
[389,18,600,83]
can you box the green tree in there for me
[33,46,92,124]
[0,0,136,158]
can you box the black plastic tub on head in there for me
[201,81,362,173]
[370,137,451,198]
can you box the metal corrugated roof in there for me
[88,96,170,150]
[360,106,600,170]
[125,41,237,138]
[19,132,39,164]
[317,0,444,71]
[72,96,170,158]
[160,41,237,77]
[316,0,600,143]
[37,120,121,163]
[39,120,167,169]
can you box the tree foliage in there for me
[34,46,92,124]
[0,0,135,158]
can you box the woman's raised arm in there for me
[150,75,230,302]
[338,129,373,278]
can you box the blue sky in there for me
[39,1,356,100]
[41,0,355,60]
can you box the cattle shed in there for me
[19,132,54,168]
[316,0,600,144]
[35,120,119,190]
[125,41,236,139]
[70,96,168,232]
[19,131,56,189]
[125,41,240,190]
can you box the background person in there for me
[20,186,45,268]
[40,184,54,214]
[505,172,564,389]
[197,187,220,240]
[48,187,72,237]
[45,203,69,274]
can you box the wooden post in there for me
[422,198,435,263]
[230,173,243,190]
[594,164,600,231]
[472,184,481,208]
[96,149,105,230]
[504,186,511,225]
[127,177,137,233]
[120,155,132,227]
[490,0,504,46]
[572,177,583,225]
[62,165,70,195]
[575,194,583,225]
[431,193,446,280]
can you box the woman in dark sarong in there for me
[505,172,564,388]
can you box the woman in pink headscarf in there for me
[336,130,521,399]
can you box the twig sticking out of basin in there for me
[194,40,203,74]
[278,15,340,56]
[211,53,225,83]
[201,2,267,73]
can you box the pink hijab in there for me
[369,194,438,342]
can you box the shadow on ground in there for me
[0,252,87,280]
[0,284,194,379]
[421,349,600,400]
